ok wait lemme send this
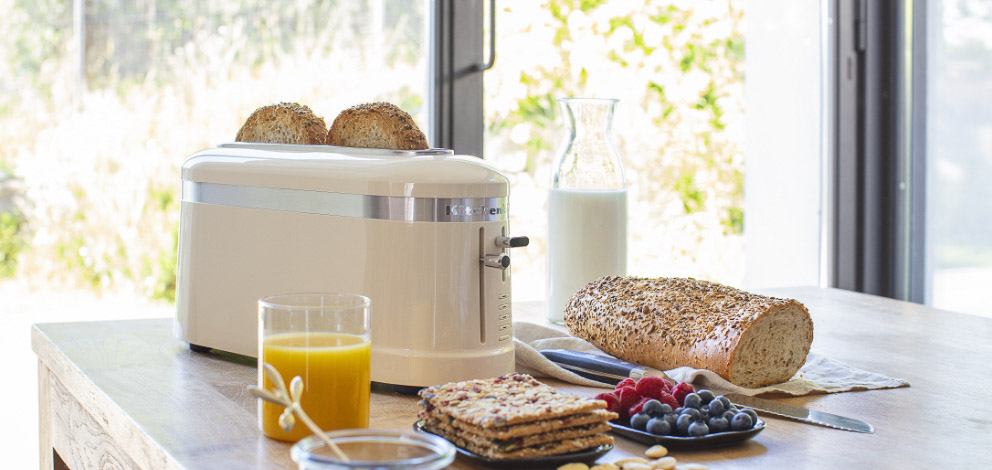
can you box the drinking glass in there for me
[258,293,371,442]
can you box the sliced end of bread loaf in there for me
[728,300,814,388]
[235,102,327,145]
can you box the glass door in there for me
[924,1,992,317]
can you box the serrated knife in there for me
[726,393,874,433]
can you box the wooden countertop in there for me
[33,287,992,469]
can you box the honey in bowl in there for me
[261,332,371,442]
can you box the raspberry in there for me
[672,382,696,406]
[617,386,641,419]
[656,391,680,410]
[594,391,621,414]
[615,378,636,391]
[634,376,669,399]
[628,396,652,417]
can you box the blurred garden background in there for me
[0,0,746,305]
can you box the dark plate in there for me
[413,420,613,468]
[609,419,766,449]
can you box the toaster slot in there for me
[478,226,486,343]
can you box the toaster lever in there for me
[496,235,530,248]
[481,253,510,270]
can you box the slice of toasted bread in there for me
[326,102,429,150]
[235,102,327,145]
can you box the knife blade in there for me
[539,349,671,385]
[726,393,874,433]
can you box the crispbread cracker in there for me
[422,421,614,460]
[423,415,611,450]
[418,408,617,439]
[418,373,607,428]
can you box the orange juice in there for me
[260,332,371,441]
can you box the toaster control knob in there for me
[496,235,530,248]
[481,253,510,270]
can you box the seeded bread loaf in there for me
[326,102,429,150]
[564,276,814,388]
[235,102,327,145]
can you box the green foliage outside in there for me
[0,210,25,278]
[0,0,426,303]
[0,0,747,301]
[485,1,746,287]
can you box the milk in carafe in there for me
[547,188,627,323]
[547,98,627,324]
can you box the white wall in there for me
[743,1,825,289]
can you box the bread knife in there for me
[726,393,874,433]
[539,349,671,385]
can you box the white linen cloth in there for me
[513,321,909,396]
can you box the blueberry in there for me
[646,417,672,436]
[697,389,715,405]
[715,395,732,410]
[674,407,684,415]
[630,412,651,431]
[688,420,710,437]
[659,403,673,415]
[663,413,679,429]
[708,398,725,416]
[642,399,664,417]
[740,407,758,423]
[683,392,702,409]
[676,413,694,435]
[731,412,754,431]
[680,407,702,421]
[708,416,730,433]
[722,410,737,421]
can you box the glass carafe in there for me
[547,98,628,324]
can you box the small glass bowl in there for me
[290,429,455,470]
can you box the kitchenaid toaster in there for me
[174,143,527,388]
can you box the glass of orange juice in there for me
[258,293,371,442]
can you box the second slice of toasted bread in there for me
[326,102,429,150]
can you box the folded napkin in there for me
[513,321,910,396]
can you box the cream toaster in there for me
[174,143,527,388]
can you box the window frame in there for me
[830,0,926,302]
[429,0,486,157]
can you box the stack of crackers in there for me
[417,373,618,459]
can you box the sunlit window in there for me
[485,1,745,300]
[0,0,428,300]
[925,1,992,317]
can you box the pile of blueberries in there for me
[628,389,759,437]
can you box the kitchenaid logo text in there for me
[445,205,503,216]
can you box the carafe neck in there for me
[561,98,616,141]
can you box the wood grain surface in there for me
[32,287,992,469]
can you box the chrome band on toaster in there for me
[182,181,507,222]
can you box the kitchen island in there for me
[33,287,992,469]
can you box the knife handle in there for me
[540,349,643,385]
